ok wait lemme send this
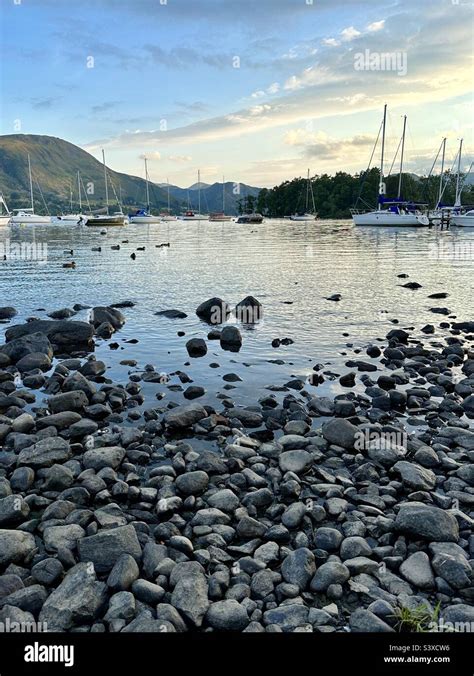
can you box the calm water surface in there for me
[0,219,473,410]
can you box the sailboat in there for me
[85,150,126,226]
[210,177,232,221]
[9,155,52,225]
[181,170,208,220]
[351,107,429,227]
[0,193,11,227]
[129,158,162,224]
[290,169,318,221]
[59,172,86,223]
[159,179,177,221]
[450,142,474,226]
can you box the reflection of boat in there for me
[85,150,126,226]
[290,169,318,220]
[0,193,11,226]
[451,210,474,227]
[130,157,162,224]
[9,155,52,225]
[236,213,264,224]
[352,106,429,227]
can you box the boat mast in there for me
[397,115,407,200]
[222,175,225,213]
[167,178,171,213]
[102,149,109,215]
[198,170,201,215]
[305,168,310,212]
[28,154,34,212]
[455,138,463,208]
[78,171,82,212]
[144,157,150,212]
[378,104,387,211]
[437,138,446,208]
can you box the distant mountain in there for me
[167,181,261,214]
[0,134,261,215]
[188,182,211,190]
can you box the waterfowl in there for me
[130,253,136,260]
[137,246,145,251]
[62,261,76,269]
[91,246,102,252]
[64,249,74,255]
[111,245,120,250]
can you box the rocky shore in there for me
[0,300,473,633]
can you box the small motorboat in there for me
[129,209,162,224]
[451,210,474,227]
[84,212,127,227]
[289,213,318,221]
[236,213,264,224]
[181,210,207,221]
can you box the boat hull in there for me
[130,216,163,224]
[289,214,318,221]
[352,212,429,227]
[10,215,52,225]
[0,216,11,227]
[450,215,474,227]
[85,216,126,226]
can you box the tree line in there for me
[248,169,474,219]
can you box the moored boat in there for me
[129,158,162,224]
[9,155,52,225]
[290,169,318,221]
[451,209,474,227]
[236,213,264,224]
[352,107,429,227]
[85,150,126,227]
[0,193,11,226]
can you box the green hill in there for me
[0,134,171,215]
[0,134,261,215]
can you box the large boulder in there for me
[322,418,358,449]
[39,563,108,631]
[196,297,230,324]
[90,307,126,330]
[17,437,71,469]
[395,502,459,542]
[5,320,94,352]
[164,403,208,429]
[0,333,53,363]
[78,525,142,573]
[0,307,17,320]
[220,326,242,351]
[0,530,36,566]
[235,296,263,323]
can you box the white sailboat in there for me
[85,150,126,226]
[290,169,318,221]
[130,157,162,224]
[160,179,178,222]
[0,193,11,227]
[351,107,429,227]
[181,170,207,220]
[451,210,474,227]
[210,176,232,221]
[9,155,52,225]
[58,172,86,223]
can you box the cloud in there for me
[367,20,385,32]
[139,151,161,160]
[168,155,192,162]
[341,26,361,41]
[284,129,375,160]
[91,101,122,114]
[30,96,62,110]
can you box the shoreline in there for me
[0,302,472,633]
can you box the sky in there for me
[0,0,473,188]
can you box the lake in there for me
[1,219,473,411]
